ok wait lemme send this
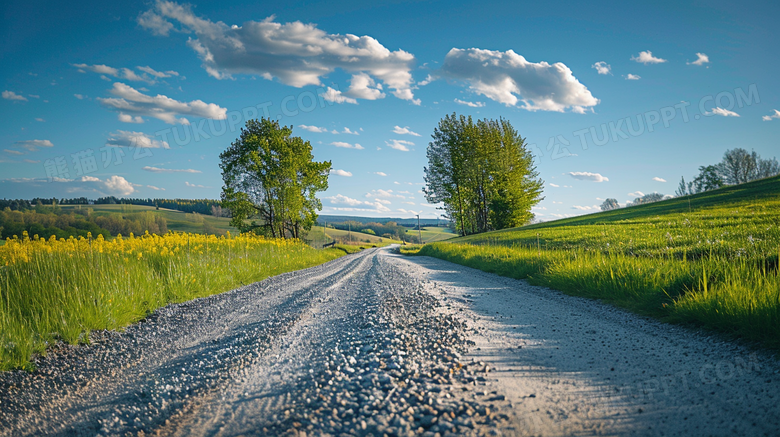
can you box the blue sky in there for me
[1,0,778,220]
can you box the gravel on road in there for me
[1,246,778,436]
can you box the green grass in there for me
[406,226,457,243]
[404,175,780,350]
[304,225,403,247]
[59,204,238,235]
[0,233,345,370]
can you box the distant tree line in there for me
[676,148,779,196]
[600,192,668,211]
[424,114,544,236]
[0,197,226,216]
[0,207,167,240]
[326,221,419,243]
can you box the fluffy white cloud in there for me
[569,171,609,182]
[185,181,211,188]
[139,1,418,103]
[330,141,364,150]
[331,169,353,177]
[549,183,560,187]
[4,149,24,155]
[392,126,420,136]
[385,139,413,151]
[14,139,54,152]
[341,127,359,135]
[625,74,641,80]
[97,82,227,124]
[73,63,162,84]
[118,113,144,123]
[706,107,739,117]
[454,98,485,108]
[440,48,599,112]
[572,205,599,211]
[628,191,644,197]
[365,189,405,199]
[325,194,390,212]
[631,50,667,64]
[417,74,435,86]
[106,131,170,149]
[1,175,139,196]
[592,61,611,75]
[137,66,179,78]
[345,73,385,100]
[688,53,709,66]
[652,177,667,182]
[375,171,388,176]
[299,124,329,133]
[146,185,166,191]
[762,109,780,121]
[2,90,27,101]
[143,166,200,173]
[320,87,358,105]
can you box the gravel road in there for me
[1,246,778,436]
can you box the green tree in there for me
[219,119,331,239]
[424,113,543,235]
[600,198,620,211]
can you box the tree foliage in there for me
[600,198,620,211]
[424,114,543,236]
[219,119,331,239]
[676,148,779,196]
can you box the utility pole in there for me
[416,214,422,244]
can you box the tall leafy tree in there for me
[600,198,620,211]
[424,113,543,235]
[220,119,331,239]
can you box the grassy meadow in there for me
[0,231,346,370]
[403,175,780,349]
[406,226,457,243]
[304,225,404,247]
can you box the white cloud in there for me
[417,74,435,86]
[375,198,392,205]
[3,175,139,196]
[330,141,364,150]
[325,194,390,212]
[592,61,612,75]
[652,177,667,182]
[143,166,200,173]
[345,73,385,100]
[2,90,28,101]
[568,171,609,182]
[4,149,24,155]
[454,98,485,108]
[97,82,227,124]
[341,127,359,135]
[706,107,740,117]
[392,126,420,136]
[139,1,418,103]
[137,66,179,78]
[103,176,137,195]
[365,189,405,199]
[146,185,166,191]
[549,183,560,187]
[185,181,210,188]
[331,169,353,177]
[320,87,358,104]
[631,50,667,64]
[628,191,644,197]
[572,205,599,211]
[688,53,709,66]
[397,208,421,216]
[385,139,413,151]
[625,74,641,80]
[299,124,329,133]
[762,109,780,121]
[14,139,54,152]
[440,48,599,112]
[118,113,145,123]
[35,118,45,122]
[106,131,170,149]
[72,63,119,76]
[375,171,388,176]
[74,94,86,99]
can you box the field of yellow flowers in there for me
[0,231,343,370]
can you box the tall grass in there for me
[0,231,343,370]
[402,176,780,350]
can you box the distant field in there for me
[405,175,780,349]
[406,226,457,243]
[304,225,403,247]
[59,204,238,235]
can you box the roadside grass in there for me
[403,175,780,350]
[0,231,345,370]
[406,227,457,243]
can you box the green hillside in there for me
[406,175,780,349]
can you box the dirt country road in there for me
[1,246,779,436]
